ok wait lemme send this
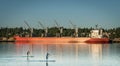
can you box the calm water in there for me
[0,42,120,66]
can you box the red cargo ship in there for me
[14,36,109,44]
[14,29,109,44]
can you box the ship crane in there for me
[69,20,78,37]
[54,20,63,37]
[24,20,33,37]
[38,21,48,37]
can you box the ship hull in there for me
[14,36,109,44]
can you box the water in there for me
[0,42,120,66]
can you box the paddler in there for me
[46,52,50,61]
[27,50,30,61]
[27,50,30,57]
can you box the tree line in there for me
[0,27,120,39]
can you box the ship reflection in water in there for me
[0,42,120,66]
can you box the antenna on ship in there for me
[69,20,78,37]
[54,20,63,37]
[95,24,98,29]
[24,20,33,37]
[38,21,48,37]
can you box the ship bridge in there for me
[90,29,103,38]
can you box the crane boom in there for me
[69,20,78,37]
[38,21,45,29]
[69,20,76,29]
[54,20,63,37]
[54,20,60,28]
[24,20,33,37]
[38,21,48,37]
[24,20,31,29]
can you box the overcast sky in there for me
[0,0,120,29]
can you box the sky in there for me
[0,0,120,29]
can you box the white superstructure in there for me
[90,29,103,38]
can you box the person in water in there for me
[46,52,50,60]
[27,51,30,57]
[27,51,30,61]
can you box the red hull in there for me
[14,36,109,44]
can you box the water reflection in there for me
[92,44,102,60]
[0,42,120,66]
[89,44,102,66]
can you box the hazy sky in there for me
[0,0,120,29]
